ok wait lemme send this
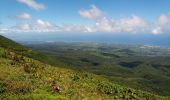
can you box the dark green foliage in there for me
[97,82,148,99]
[27,42,170,96]
[72,74,81,81]
[98,82,117,95]
[81,58,100,66]
[101,52,120,58]
[152,64,170,69]
[119,61,143,68]
[0,48,7,58]
[0,35,27,52]
[0,81,6,93]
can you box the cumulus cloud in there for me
[3,4,170,34]
[11,24,33,32]
[79,5,104,19]
[152,14,170,34]
[16,12,32,20]
[35,19,55,28]
[7,19,59,33]
[34,19,59,32]
[158,14,170,25]
[63,24,95,32]
[78,5,150,33]
[17,0,46,10]
[75,16,150,33]
[77,5,170,34]
[117,16,150,33]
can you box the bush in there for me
[5,81,33,94]
[0,81,6,93]
[24,63,38,73]
[97,82,139,99]
[72,74,80,81]
[0,48,7,58]
[97,82,116,95]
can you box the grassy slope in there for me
[0,47,168,100]
[0,35,169,99]
[0,35,65,67]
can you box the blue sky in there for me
[0,0,170,35]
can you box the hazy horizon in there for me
[1,0,170,47]
[1,32,169,48]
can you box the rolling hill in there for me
[0,35,169,99]
[26,42,170,96]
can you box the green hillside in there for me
[0,35,168,99]
[27,42,170,96]
[0,35,27,51]
[0,35,65,68]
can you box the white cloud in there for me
[0,28,8,34]
[158,14,170,25]
[78,5,170,34]
[95,17,117,32]
[6,19,59,33]
[152,14,170,34]
[12,24,32,30]
[34,19,59,32]
[17,0,46,10]
[63,24,95,32]
[16,12,32,20]
[2,4,170,34]
[152,27,162,34]
[118,16,150,33]
[78,5,151,33]
[92,16,150,33]
[35,19,55,28]
[79,5,103,19]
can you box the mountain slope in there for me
[0,35,65,68]
[0,35,168,99]
[0,35,27,51]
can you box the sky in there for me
[0,0,170,46]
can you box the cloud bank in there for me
[1,4,170,34]
[76,5,170,34]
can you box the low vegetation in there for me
[0,35,169,99]
[27,42,170,96]
[0,47,168,99]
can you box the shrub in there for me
[97,82,139,99]
[72,74,80,81]
[0,81,6,93]
[24,63,38,73]
[0,48,7,58]
[5,81,33,94]
[97,82,116,95]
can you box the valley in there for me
[25,42,170,96]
